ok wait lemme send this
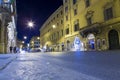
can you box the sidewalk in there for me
[0,54,17,70]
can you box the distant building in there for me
[40,0,120,51]
[0,0,17,53]
[30,36,40,49]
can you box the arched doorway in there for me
[108,29,119,50]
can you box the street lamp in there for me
[24,36,27,39]
[22,41,24,44]
[37,37,40,40]
[27,21,34,28]
[52,25,56,29]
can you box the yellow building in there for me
[63,0,120,51]
[63,0,82,51]
[40,0,120,51]
[40,6,64,51]
[76,0,120,51]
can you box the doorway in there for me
[108,29,119,50]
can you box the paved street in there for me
[0,51,120,80]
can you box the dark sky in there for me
[16,0,63,43]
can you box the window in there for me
[66,15,68,21]
[61,11,63,15]
[57,32,59,39]
[85,0,90,7]
[104,7,113,21]
[65,6,68,13]
[53,17,55,20]
[74,20,79,31]
[66,28,69,34]
[57,14,59,18]
[61,30,63,36]
[57,23,59,26]
[74,23,79,31]
[53,33,56,40]
[61,20,63,24]
[87,17,92,25]
[74,9,77,15]
[52,34,54,40]
[73,0,77,4]
[65,0,67,3]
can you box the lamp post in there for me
[27,21,34,28]
[37,37,40,40]
[24,36,27,40]
[52,25,56,29]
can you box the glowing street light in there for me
[52,25,56,29]
[24,36,27,39]
[28,21,34,28]
[22,41,24,44]
[37,37,40,40]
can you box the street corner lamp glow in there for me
[52,25,56,28]
[37,37,40,40]
[22,41,24,44]
[28,21,34,28]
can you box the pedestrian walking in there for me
[10,46,13,53]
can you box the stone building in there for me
[30,36,40,49]
[40,0,120,51]
[40,6,64,51]
[0,0,17,53]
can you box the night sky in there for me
[16,0,63,43]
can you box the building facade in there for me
[30,36,40,49]
[78,0,120,51]
[40,6,64,51]
[40,0,120,51]
[0,0,17,53]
